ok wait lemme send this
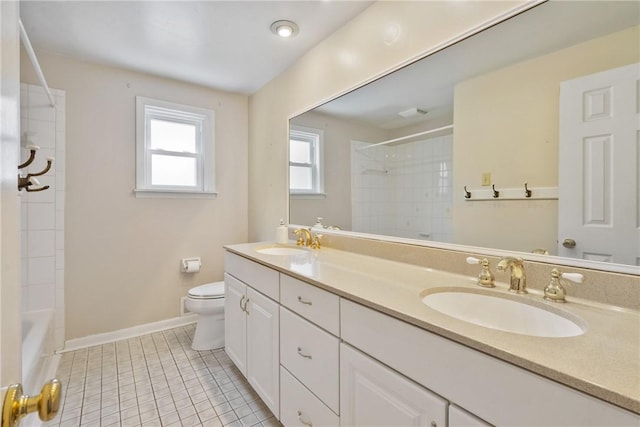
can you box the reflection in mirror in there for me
[289,1,640,270]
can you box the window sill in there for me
[134,189,218,199]
[290,192,327,200]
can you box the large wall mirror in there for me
[290,1,639,273]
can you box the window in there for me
[135,96,215,197]
[289,126,324,196]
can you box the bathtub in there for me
[22,310,58,395]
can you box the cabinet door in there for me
[247,287,280,418]
[224,273,247,376]
[449,405,491,427]
[340,343,447,427]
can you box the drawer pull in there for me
[244,298,250,314]
[239,295,246,312]
[298,296,313,306]
[297,347,312,359]
[297,410,313,427]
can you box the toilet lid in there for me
[188,282,225,299]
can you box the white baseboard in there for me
[60,314,198,353]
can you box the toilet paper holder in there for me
[181,257,201,273]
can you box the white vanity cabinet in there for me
[224,252,280,418]
[341,299,639,427]
[225,248,639,427]
[341,343,447,427]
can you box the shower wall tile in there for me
[27,230,55,257]
[21,83,65,349]
[27,203,55,230]
[28,283,56,311]
[352,134,454,242]
[27,256,55,286]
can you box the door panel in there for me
[224,273,247,376]
[340,343,447,427]
[246,287,279,418]
[559,63,640,265]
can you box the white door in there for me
[224,273,247,376]
[246,287,279,418]
[340,343,447,427]
[1,0,24,391]
[558,63,640,265]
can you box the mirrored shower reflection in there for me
[350,133,453,241]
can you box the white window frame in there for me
[135,96,216,198]
[289,125,325,198]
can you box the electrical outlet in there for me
[482,172,491,186]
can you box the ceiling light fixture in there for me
[271,20,299,38]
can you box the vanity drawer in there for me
[280,366,339,427]
[280,307,339,413]
[224,251,279,301]
[280,274,339,335]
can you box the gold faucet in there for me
[496,257,527,294]
[293,228,312,247]
[310,233,323,249]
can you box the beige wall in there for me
[248,1,528,241]
[21,52,248,340]
[290,111,388,229]
[453,25,640,253]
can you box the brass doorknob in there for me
[562,238,576,249]
[2,379,61,427]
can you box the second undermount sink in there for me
[422,289,585,338]
[255,245,309,256]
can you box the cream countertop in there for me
[224,242,640,415]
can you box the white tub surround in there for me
[20,83,66,350]
[224,242,639,420]
[21,310,58,395]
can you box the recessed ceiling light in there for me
[271,20,299,38]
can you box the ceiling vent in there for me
[398,107,428,118]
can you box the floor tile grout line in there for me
[47,324,281,427]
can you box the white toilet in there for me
[185,281,225,351]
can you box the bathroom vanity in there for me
[223,242,640,426]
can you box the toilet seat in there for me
[188,282,225,299]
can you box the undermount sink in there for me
[422,289,585,338]
[255,245,309,256]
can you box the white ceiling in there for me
[20,1,372,94]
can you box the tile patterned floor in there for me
[40,325,281,427]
